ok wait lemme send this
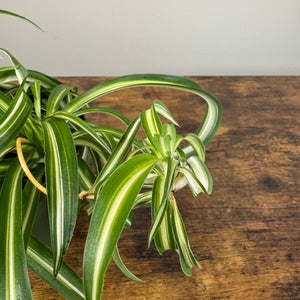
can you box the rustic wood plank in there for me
[30,76,300,299]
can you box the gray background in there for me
[1,0,300,76]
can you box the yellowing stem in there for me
[16,137,94,200]
[16,137,47,195]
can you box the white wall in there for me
[1,0,300,76]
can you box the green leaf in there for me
[30,81,42,120]
[112,246,143,282]
[74,107,131,126]
[133,191,152,208]
[27,236,84,300]
[0,90,11,113]
[74,135,109,164]
[153,100,179,127]
[148,157,178,247]
[187,156,213,194]
[92,117,141,195]
[0,158,12,175]
[151,175,176,254]
[22,168,44,249]
[0,67,17,89]
[77,155,96,191]
[28,70,63,89]
[83,154,158,300]
[63,74,222,147]
[184,133,205,162]
[170,195,201,276]
[0,79,32,150]
[176,166,207,196]
[141,104,162,148]
[0,49,29,84]
[0,158,33,299]
[46,84,70,116]
[43,117,79,276]
[0,10,43,31]
[50,111,111,154]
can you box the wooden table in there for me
[30,77,300,299]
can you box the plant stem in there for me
[17,137,95,200]
[16,137,47,195]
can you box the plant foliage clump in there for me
[0,48,222,299]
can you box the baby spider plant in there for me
[0,48,222,300]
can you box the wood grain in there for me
[30,76,300,299]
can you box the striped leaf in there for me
[74,107,131,126]
[77,156,96,191]
[0,90,12,114]
[0,80,32,150]
[153,100,179,126]
[184,133,205,162]
[170,194,201,276]
[0,158,33,299]
[0,66,17,86]
[187,156,213,194]
[160,123,177,156]
[83,154,158,300]
[141,105,162,150]
[92,117,141,195]
[50,111,111,154]
[28,70,63,89]
[63,74,222,148]
[42,117,79,276]
[46,84,70,116]
[151,175,176,254]
[22,168,44,249]
[176,166,207,196]
[27,236,84,300]
[30,81,42,120]
[74,135,109,164]
[148,157,178,247]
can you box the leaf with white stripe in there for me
[27,236,84,300]
[148,157,178,248]
[77,155,96,191]
[184,133,205,162]
[92,117,141,195]
[177,166,207,196]
[141,105,162,150]
[0,90,11,114]
[74,107,131,126]
[28,70,63,89]
[0,48,28,84]
[46,84,70,116]
[153,100,179,127]
[0,66,17,86]
[43,117,79,276]
[50,111,111,154]
[151,175,176,254]
[0,158,33,299]
[170,194,201,276]
[63,74,222,149]
[22,168,44,249]
[83,154,158,300]
[0,79,32,150]
[187,156,213,194]
[30,80,42,120]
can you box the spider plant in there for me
[0,12,222,300]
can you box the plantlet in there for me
[0,10,222,300]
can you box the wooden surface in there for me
[30,76,300,299]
